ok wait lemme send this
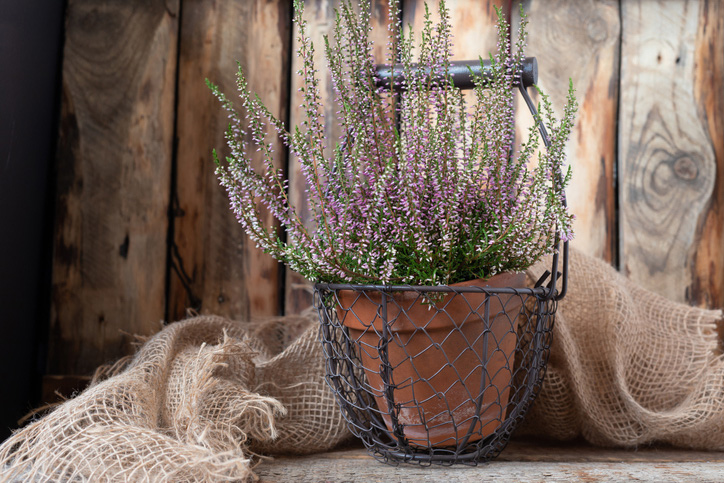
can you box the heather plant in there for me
[208,0,576,286]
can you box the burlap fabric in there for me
[1,249,723,481]
[520,250,724,447]
[0,313,349,481]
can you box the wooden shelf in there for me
[256,439,724,482]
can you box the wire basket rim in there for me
[314,282,552,297]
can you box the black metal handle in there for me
[375,57,538,92]
[517,84,568,301]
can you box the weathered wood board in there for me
[285,0,391,314]
[169,0,290,322]
[690,0,724,309]
[514,0,620,264]
[402,0,507,60]
[619,0,719,305]
[256,442,724,482]
[49,0,179,376]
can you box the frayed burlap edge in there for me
[0,313,350,482]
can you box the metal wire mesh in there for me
[315,280,557,465]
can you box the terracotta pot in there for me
[336,272,525,447]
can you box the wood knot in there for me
[586,17,607,43]
[673,155,698,181]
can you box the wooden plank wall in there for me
[514,0,620,264]
[170,0,289,322]
[47,0,724,392]
[50,0,179,377]
[619,0,723,307]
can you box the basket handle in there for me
[373,56,569,301]
[375,57,538,91]
[517,82,568,301]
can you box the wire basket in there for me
[315,57,569,465]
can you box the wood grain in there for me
[169,0,290,322]
[403,0,507,60]
[690,0,724,309]
[256,443,724,482]
[46,0,724,380]
[619,0,717,304]
[285,0,391,314]
[49,0,178,375]
[514,0,620,264]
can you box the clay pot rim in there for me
[316,271,536,295]
[335,272,527,333]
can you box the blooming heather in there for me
[208,0,576,286]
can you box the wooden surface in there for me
[257,440,724,482]
[169,0,289,321]
[690,0,724,309]
[49,0,178,375]
[514,0,620,264]
[619,0,718,304]
[402,0,507,59]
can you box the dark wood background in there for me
[42,0,723,402]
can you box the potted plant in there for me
[208,0,576,461]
